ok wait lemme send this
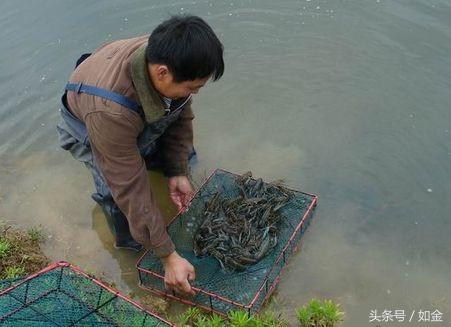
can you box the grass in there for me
[175,299,343,327]
[228,310,253,327]
[296,299,344,327]
[0,223,49,279]
[254,311,288,327]
[177,307,202,326]
[27,226,45,242]
[0,239,11,258]
[176,308,288,327]
[4,266,26,279]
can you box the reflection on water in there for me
[0,0,450,325]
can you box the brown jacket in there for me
[66,35,194,257]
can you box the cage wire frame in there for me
[0,261,174,326]
[137,168,318,316]
[0,277,23,293]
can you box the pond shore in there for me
[0,221,171,317]
[0,222,49,279]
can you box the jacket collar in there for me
[130,44,166,123]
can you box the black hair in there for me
[146,15,224,83]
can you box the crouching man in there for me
[57,15,224,295]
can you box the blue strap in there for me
[65,83,141,113]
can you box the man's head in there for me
[146,15,224,100]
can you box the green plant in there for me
[255,311,288,327]
[194,315,210,327]
[176,308,226,327]
[174,308,293,327]
[204,313,224,327]
[296,299,344,327]
[27,226,45,242]
[4,266,25,279]
[0,238,11,258]
[177,307,202,326]
[228,310,254,327]
[322,300,344,325]
[296,306,312,326]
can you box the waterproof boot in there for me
[99,198,143,252]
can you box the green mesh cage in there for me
[0,262,173,326]
[137,169,317,315]
[0,278,22,293]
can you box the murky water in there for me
[1,0,450,325]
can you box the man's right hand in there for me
[161,251,196,296]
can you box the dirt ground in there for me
[0,223,49,279]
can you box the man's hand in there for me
[168,176,193,212]
[161,251,196,295]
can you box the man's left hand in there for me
[168,176,193,212]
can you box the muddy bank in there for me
[0,223,49,279]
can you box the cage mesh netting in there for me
[0,277,22,293]
[0,261,173,326]
[137,169,317,315]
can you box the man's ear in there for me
[155,65,170,81]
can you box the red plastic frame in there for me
[0,261,174,326]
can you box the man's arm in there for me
[85,109,196,295]
[85,110,174,257]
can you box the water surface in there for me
[0,0,450,325]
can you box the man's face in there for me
[149,64,210,100]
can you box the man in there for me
[57,15,224,295]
